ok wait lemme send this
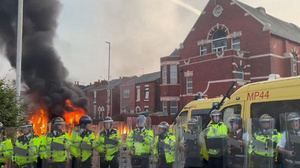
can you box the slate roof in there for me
[122,72,160,86]
[93,78,125,91]
[234,0,300,44]
[170,48,180,57]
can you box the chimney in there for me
[256,7,266,15]
[94,79,105,87]
[101,80,108,85]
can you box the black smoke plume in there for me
[0,0,88,119]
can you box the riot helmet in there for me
[188,118,198,131]
[0,122,4,135]
[287,112,300,131]
[103,116,113,130]
[51,117,65,132]
[136,115,146,128]
[259,114,274,133]
[229,115,242,131]
[158,121,169,135]
[79,115,93,129]
[19,120,33,135]
[210,110,222,124]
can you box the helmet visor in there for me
[137,117,146,127]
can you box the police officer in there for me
[153,121,175,168]
[12,120,41,168]
[40,117,70,168]
[227,116,244,168]
[204,110,228,168]
[248,114,282,168]
[95,116,122,168]
[70,115,95,168]
[126,115,154,168]
[179,118,202,168]
[278,112,300,168]
[0,122,13,167]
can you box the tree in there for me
[0,79,24,127]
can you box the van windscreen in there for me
[191,109,211,127]
[250,99,300,132]
[191,109,211,116]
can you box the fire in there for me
[28,109,48,136]
[28,99,86,136]
[123,125,129,135]
[63,99,86,125]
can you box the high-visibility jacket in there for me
[126,128,154,156]
[153,132,176,163]
[95,128,122,161]
[40,132,71,162]
[206,122,228,156]
[12,135,41,166]
[249,130,282,157]
[70,129,95,162]
[0,138,13,164]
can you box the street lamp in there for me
[16,0,24,100]
[105,41,111,117]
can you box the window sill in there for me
[144,99,149,102]
[160,84,180,86]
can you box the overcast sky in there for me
[1,0,300,85]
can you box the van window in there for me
[175,111,188,125]
[191,108,211,127]
[222,105,242,129]
[250,99,300,131]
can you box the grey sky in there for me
[1,0,300,85]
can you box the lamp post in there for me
[16,0,24,100]
[105,41,111,117]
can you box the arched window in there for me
[212,29,227,53]
[135,106,141,113]
[236,67,244,80]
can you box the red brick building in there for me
[120,72,161,114]
[160,0,300,115]
[88,77,136,122]
[84,80,107,118]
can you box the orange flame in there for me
[63,99,86,126]
[123,125,129,135]
[28,109,48,136]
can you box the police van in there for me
[219,75,300,131]
[173,97,222,128]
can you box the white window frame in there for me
[200,45,208,55]
[170,65,178,84]
[170,101,178,116]
[186,77,193,94]
[123,89,130,99]
[145,86,150,100]
[163,102,168,113]
[293,64,298,76]
[236,67,244,80]
[162,65,167,84]
[232,37,241,50]
[98,106,105,120]
[136,86,140,101]
[212,37,227,53]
